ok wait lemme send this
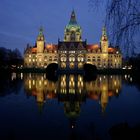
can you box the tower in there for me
[64,10,82,42]
[37,27,45,53]
[100,27,108,53]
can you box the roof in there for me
[69,10,77,25]
[108,47,119,53]
[58,41,87,50]
[31,47,37,53]
[65,10,81,31]
[45,44,58,51]
[86,44,100,51]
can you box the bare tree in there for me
[89,0,140,56]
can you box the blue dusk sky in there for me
[0,0,106,54]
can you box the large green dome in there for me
[64,10,82,42]
[65,10,81,31]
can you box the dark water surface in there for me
[0,73,140,140]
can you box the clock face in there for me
[41,37,44,40]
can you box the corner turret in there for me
[37,27,45,53]
[100,27,108,53]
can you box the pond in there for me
[0,73,140,140]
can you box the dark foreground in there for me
[0,72,140,140]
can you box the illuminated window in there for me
[92,57,96,61]
[61,57,63,61]
[97,56,100,61]
[78,63,83,68]
[49,57,52,61]
[78,57,80,62]
[69,57,72,62]
[64,57,66,61]
[61,63,66,68]
[70,63,74,69]
[72,57,75,62]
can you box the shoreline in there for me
[0,68,135,75]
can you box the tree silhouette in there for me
[89,0,140,56]
[0,47,23,69]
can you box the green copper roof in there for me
[39,26,43,36]
[69,10,78,25]
[102,27,107,36]
[65,10,81,31]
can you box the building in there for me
[24,10,122,69]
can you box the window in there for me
[49,56,52,61]
[97,56,100,61]
[92,56,96,61]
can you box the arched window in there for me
[71,32,76,41]
[92,56,96,61]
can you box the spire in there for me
[39,26,43,36]
[102,26,107,36]
[69,10,77,25]
[101,26,108,41]
[37,26,45,41]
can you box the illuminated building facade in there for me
[24,10,122,69]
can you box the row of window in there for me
[60,57,84,62]
[59,51,85,54]
[28,58,57,62]
[109,54,121,58]
[28,54,57,58]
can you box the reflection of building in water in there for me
[24,74,122,113]
[86,75,122,112]
[58,74,85,94]
[24,74,58,104]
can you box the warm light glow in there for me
[44,81,47,85]
[20,73,23,80]
[11,73,16,81]
[23,73,122,112]
[114,81,117,86]
[33,80,35,85]
[125,75,127,79]
[39,80,42,86]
